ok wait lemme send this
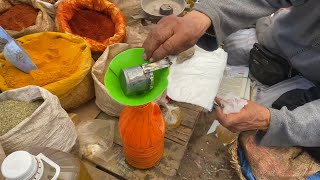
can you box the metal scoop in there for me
[0,26,38,73]
[120,57,172,96]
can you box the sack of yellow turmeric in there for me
[56,0,126,53]
[0,0,55,38]
[0,32,94,110]
[119,102,165,169]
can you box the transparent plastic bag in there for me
[163,103,182,129]
[76,119,115,158]
[221,93,248,114]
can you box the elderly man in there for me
[142,0,320,153]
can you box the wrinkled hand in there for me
[215,97,271,133]
[142,10,211,62]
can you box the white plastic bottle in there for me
[1,151,60,180]
[1,148,91,180]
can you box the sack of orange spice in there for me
[0,0,55,38]
[56,0,126,53]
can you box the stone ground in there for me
[171,112,240,180]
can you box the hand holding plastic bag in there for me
[220,93,248,114]
[215,94,270,133]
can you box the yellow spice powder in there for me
[0,35,84,88]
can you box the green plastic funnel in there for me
[104,48,169,106]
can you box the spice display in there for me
[0,34,84,88]
[68,9,115,42]
[56,0,126,52]
[119,103,165,169]
[0,100,43,136]
[0,4,38,31]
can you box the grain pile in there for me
[0,100,43,136]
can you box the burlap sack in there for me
[109,0,151,47]
[0,86,77,154]
[230,131,320,180]
[36,0,63,18]
[0,32,94,111]
[60,60,95,111]
[92,43,129,117]
[56,0,126,53]
[0,0,55,38]
[109,0,142,26]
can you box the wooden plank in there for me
[83,160,117,180]
[86,139,186,179]
[172,101,204,112]
[97,112,122,146]
[113,120,122,146]
[70,99,101,121]
[165,126,193,146]
[69,113,81,126]
[179,106,200,129]
[165,108,201,146]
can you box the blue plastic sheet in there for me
[238,146,320,180]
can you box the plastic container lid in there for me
[1,151,38,180]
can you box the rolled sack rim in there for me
[56,0,127,52]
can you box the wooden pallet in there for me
[72,100,202,179]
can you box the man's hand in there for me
[142,11,211,62]
[215,97,271,133]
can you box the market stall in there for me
[0,0,211,179]
[1,0,314,179]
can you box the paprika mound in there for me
[119,102,165,169]
[0,4,38,31]
[56,0,126,52]
[69,9,115,43]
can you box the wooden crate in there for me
[73,101,202,179]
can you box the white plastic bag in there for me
[167,46,228,110]
[0,86,77,154]
[162,104,181,129]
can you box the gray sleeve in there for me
[256,100,320,147]
[194,0,307,45]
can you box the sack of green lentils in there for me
[0,0,55,38]
[92,43,128,117]
[0,85,77,154]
